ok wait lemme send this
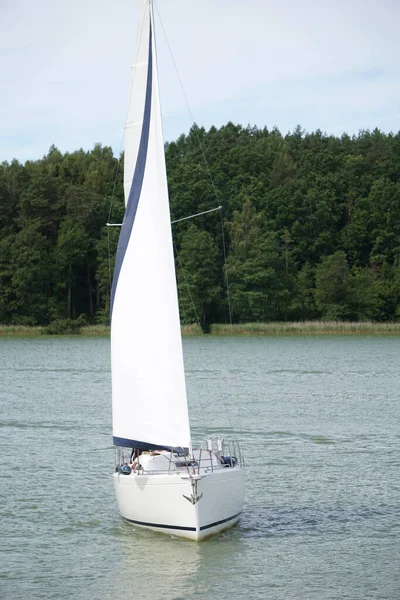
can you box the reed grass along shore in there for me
[1,321,400,336]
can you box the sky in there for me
[1,0,400,163]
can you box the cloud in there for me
[1,0,399,163]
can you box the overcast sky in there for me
[1,0,399,163]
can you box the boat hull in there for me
[113,467,245,541]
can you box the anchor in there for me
[182,477,203,505]
[183,492,203,505]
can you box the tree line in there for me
[0,123,399,328]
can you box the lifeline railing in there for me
[115,436,244,474]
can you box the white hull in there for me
[113,467,245,541]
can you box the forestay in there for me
[111,0,191,451]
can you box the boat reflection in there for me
[112,519,242,600]
[113,522,202,600]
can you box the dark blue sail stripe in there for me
[110,18,153,317]
[113,435,188,453]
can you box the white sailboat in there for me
[111,0,245,541]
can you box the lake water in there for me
[0,335,399,600]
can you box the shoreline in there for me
[1,321,400,337]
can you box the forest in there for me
[0,123,399,329]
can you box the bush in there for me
[44,314,86,335]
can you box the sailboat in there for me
[111,0,245,541]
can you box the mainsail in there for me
[111,0,191,451]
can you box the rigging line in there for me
[171,206,222,224]
[155,0,236,433]
[107,226,112,308]
[173,241,203,333]
[174,216,235,431]
[153,0,220,206]
[107,155,121,225]
[173,242,210,438]
[220,209,242,441]
[107,205,222,227]
[175,266,189,326]
[106,152,122,307]
[220,208,234,330]
[175,214,235,432]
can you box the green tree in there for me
[290,262,318,320]
[0,125,399,326]
[346,267,382,321]
[10,221,55,324]
[227,201,288,321]
[54,217,89,319]
[315,251,350,320]
[177,224,222,331]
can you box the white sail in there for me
[111,0,191,450]
[123,1,149,205]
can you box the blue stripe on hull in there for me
[199,511,242,531]
[122,512,242,533]
[123,518,196,532]
[110,18,153,317]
